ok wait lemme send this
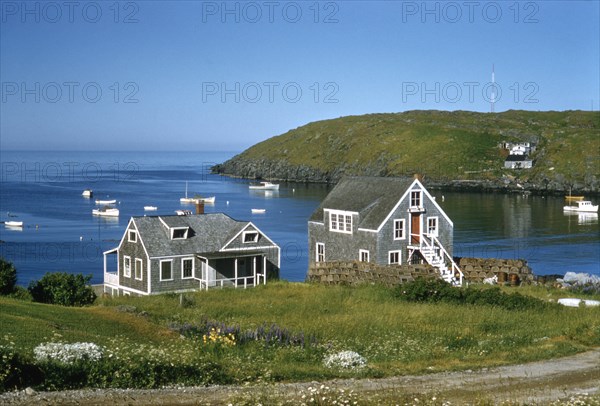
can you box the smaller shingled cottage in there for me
[103,213,280,296]
[308,176,462,285]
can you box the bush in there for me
[28,272,96,306]
[396,278,551,311]
[0,258,17,295]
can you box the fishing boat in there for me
[95,199,117,205]
[249,181,279,190]
[563,200,598,213]
[92,207,119,217]
[4,221,23,227]
[180,182,214,204]
[82,189,93,198]
[144,206,158,211]
[251,208,266,214]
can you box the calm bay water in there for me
[1,151,598,286]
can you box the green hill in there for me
[214,110,600,193]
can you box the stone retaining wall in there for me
[308,257,535,287]
[456,257,534,285]
[307,261,439,286]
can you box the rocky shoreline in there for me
[212,158,600,196]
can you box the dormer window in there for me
[328,210,353,234]
[171,227,189,240]
[243,231,259,243]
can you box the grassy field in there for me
[218,110,600,189]
[2,281,599,394]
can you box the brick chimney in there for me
[195,201,204,215]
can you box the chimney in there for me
[195,201,204,215]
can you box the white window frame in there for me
[123,256,131,278]
[182,257,194,279]
[128,230,137,243]
[160,259,173,281]
[359,249,370,262]
[427,216,439,237]
[171,227,189,240]
[410,190,422,208]
[243,231,259,243]
[328,210,353,234]
[393,219,406,240]
[316,242,325,262]
[388,250,401,265]
[134,258,143,281]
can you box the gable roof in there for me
[130,213,262,258]
[309,176,417,230]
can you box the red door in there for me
[411,213,420,244]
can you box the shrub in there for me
[0,258,17,295]
[28,272,96,306]
[396,278,551,311]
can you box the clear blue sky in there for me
[1,1,598,151]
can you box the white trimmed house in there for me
[103,213,280,296]
[308,176,463,285]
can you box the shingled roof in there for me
[130,213,249,258]
[309,176,417,230]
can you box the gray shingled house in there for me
[308,176,463,285]
[103,213,280,296]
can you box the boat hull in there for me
[144,206,158,211]
[92,209,119,217]
[5,221,23,227]
[96,200,117,205]
[563,205,598,213]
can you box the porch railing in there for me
[104,272,119,286]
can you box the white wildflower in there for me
[34,342,103,364]
[323,350,367,370]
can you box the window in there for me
[182,258,194,279]
[128,230,137,243]
[243,231,259,243]
[160,260,173,281]
[171,228,188,239]
[410,191,422,207]
[329,210,352,233]
[393,219,405,240]
[135,258,143,280]
[359,249,369,262]
[123,256,131,278]
[427,217,439,236]
[316,243,325,262]
[389,251,401,265]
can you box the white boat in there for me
[5,221,23,227]
[82,189,93,198]
[144,206,158,211]
[175,210,192,216]
[96,199,117,205]
[563,200,598,213]
[180,182,215,204]
[92,207,119,217]
[251,208,266,214]
[249,181,279,190]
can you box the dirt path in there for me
[2,348,599,405]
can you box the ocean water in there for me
[0,150,598,286]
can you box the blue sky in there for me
[1,1,598,151]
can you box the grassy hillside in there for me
[216,110,600,192]
[2,282,599,393]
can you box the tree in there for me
[0,258,17,295]
[28,272,96,306]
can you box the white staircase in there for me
[416,234,463,286]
